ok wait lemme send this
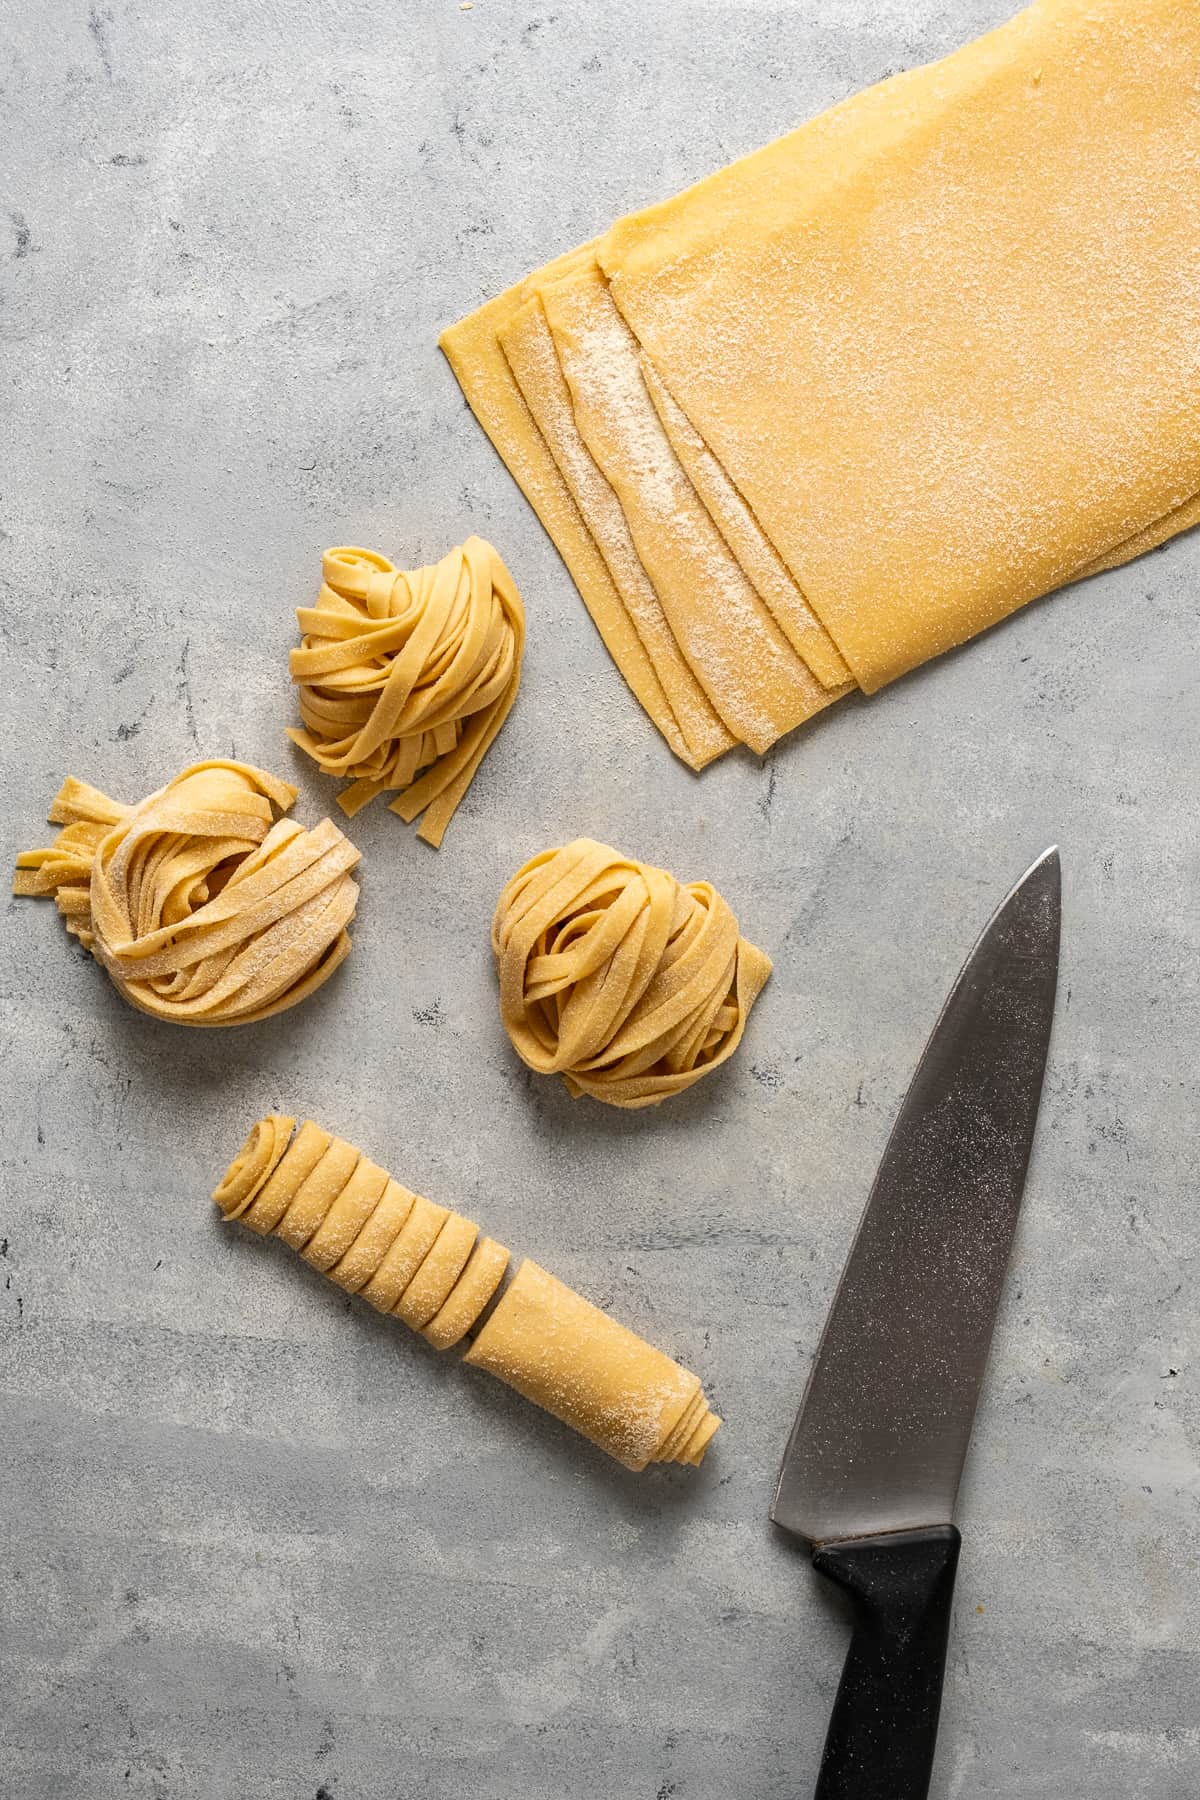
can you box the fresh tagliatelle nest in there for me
[287,536,525,848]
[13,760,360,1026]
[492,838,771,1109]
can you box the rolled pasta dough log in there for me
[464,1259,717,1472]
[213,1121,720,1469]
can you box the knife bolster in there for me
[811,1524,961,1800]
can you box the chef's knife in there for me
[772,848,1060,1800]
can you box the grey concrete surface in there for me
[2,2,1197,1796]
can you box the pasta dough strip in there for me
[359,1193,449,1313]
[393,1211,479,1331]
[327,1180,417,1294]
[422,1237,510,1351]
[302,1158,391,1272]
[213,1118,720,1470]
[638,358,851,694]
[536,262,832,753]
[275,1138,361,1251]
[241,1121,333,1235]
[498,294,733,769]
[439,258,710,769]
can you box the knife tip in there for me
[997,846,1061,942]
[1027,843,1061,881]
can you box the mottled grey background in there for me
[2,1,1197,1796]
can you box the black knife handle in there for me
[811,1524,961,1800]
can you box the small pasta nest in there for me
[13,760,359,1026]
[492,838,771,1108]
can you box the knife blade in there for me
[772,847,1060,1800]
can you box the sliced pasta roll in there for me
[213,1117,719,1470]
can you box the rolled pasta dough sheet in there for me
[212,1115,296,1221]
[464,1259,717,1472]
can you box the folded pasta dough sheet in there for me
[447,252,846,760]
[442,0,1200,732]
[600,0,1200,690]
